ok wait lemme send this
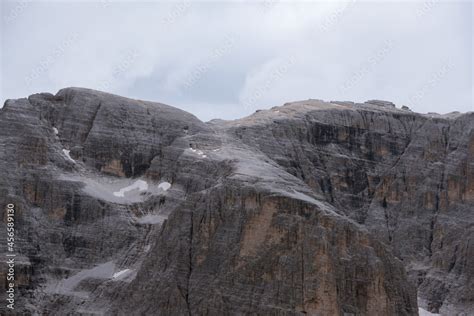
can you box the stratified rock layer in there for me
[0,88,472,315]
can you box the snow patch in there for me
[112,269,132,280]
[59,174,171,204]
[113,180,148,197]
[53,127,59,135]
[136,214,167,225]
[158,182,171,191]
[418,307,439,316]
[189,147,207,158]
[45,261,115,296]
[62,149,75,163]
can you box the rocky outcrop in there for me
[0,88,471,315]
[222,100,474,315]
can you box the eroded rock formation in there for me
[0,88,472,315]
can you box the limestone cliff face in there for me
[0,88,470,315]
[223,101,473,315]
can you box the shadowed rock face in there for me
[0,88,471,315]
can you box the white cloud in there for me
[1,0,472,120]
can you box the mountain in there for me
[0,88,472,315]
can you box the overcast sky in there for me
[1,0,472,121]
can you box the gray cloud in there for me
[1,0,472,121]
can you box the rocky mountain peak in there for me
[0,88,472,315]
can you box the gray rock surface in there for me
[0,88,472,315]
